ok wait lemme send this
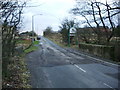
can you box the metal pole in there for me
[68,29,70,47]
[31,14,42,43]
[76,32,78,45]
[32,15,34,42]
[118,0,120,26]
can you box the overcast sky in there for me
[21,0,76,35]
[21,0,113,35]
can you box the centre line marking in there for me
[74,64,86,72]
[103,83,115,90]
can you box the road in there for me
[26,37,120,89]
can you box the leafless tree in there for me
[43,26,53,36]
[1,0,26,76]
[70,0,120,44]
[59,18,79,44]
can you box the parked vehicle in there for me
[37,36,41,40]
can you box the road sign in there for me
[68,27,76,47]
[70,33,76,36]
[70,27,76,34]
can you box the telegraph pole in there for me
[32,15,34,42]
[118,0,120,26]
[32,14,42,42]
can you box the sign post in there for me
[68,27,76,47]
[32,14,42,43]
[68,29,70,47]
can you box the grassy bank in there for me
[2,55,32,88]
[2,39,39,88]
[24,41,39,54]
[47,37,79,49]
[16,39,32,50]
[47,37,67,48]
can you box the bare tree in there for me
[77,25,95,43]
[59,18,79,44]
[43,26,53,37]
[1,0,26,76]
[70,0,120,44]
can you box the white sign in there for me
[70,33,75,36]
[70,27,76,33]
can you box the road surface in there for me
[26,37,120,89]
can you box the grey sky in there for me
[22,0,76,35]
[21,0,113,35]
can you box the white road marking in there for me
[74,64,86,72]
[103,83,115,90]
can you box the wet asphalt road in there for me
[26,37,120,89]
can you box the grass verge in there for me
[47,37,78,49]
[2,55,32,88]
[24,41,39,54]
[24,45,38,54]
[47,37,68,48]
[16,39,32,50]
[33,41,39,45]
[2,40,40,88]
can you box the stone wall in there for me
[79,43,116,61]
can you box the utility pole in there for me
[32,14,42,42]
[118,0,120,26]
[32,15,34,42]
